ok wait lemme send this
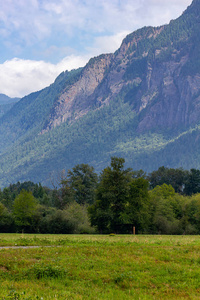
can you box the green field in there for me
[0,234,200,299]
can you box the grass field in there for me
[0,234,200,299]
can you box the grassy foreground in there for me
[0,234,200,299]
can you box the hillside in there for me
[0,94,20,118]
[0,94,20,105]
[0,0,200,187]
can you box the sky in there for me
[0,0,192,98]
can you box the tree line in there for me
[1,157,200,234]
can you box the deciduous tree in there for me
[122,177,150,233]
[13,189,37,232]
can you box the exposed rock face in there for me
[41,54,113,133]
[41,0,200,136]
[137,64,200,132]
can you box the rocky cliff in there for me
[1,0,200,187]
[41,54,113,133]
[40,0,200,137]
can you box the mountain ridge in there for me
[0,93,20,119]
[0,0,200,187]
[40,0,200,135]
[0,93,20,105]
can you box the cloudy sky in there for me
[0,0,192,98]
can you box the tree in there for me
[51,188,63,209]
[150,183,175,199]
[184,194,200,233]
[132,169,147,179]
[184,169,200,195]
[148,166,186,193]
[1,187,12,211]
[13,189,37,232]
[89,157,132,233]
[33,183,45,199]
[59,173,75,208]
[149,184,183,234]
[63,202,94,234]
[66,164,98,205]
[0,202,14,232]
[40,209,75,234]
[122,177,150,233]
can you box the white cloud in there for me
[133,0,192,27]
[0,0,192,97]
[0,29,131,98]
[0,0,192,46]
[87,31,130,55]
[0,56,89,98]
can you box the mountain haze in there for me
[0,0,200,187]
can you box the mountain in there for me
[0,93,20,105]
[0,94,20,118]
[0,0,200,187]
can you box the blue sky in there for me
[0,0,192,97]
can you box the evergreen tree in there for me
[66,164,98,205]
[184,169,200,195]
[89,157,131,233]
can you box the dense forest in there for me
[1,157,200,235]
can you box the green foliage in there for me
[89,156,200,234]
[90,157,150,233]
[63,202,95,234]
[66,164,98,205]
[1,187,13,210]
[3,159,200,234]
[38,208,75,234]
[184,193,200,233]
[150,183,176,199]
[148,166,200,196]
[149,185,183,234]
[13,190,37,231]
[1,0,200,235]
[148,166,186,193]
[89,157,132,233]
[122,178,150,233]
[34,202,94,234]
[0,201,6,215]
[184,168,200,195]
[0,202,15,232]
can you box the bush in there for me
[39,209,75,234]
[63,202,95,234]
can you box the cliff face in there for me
[1,0,200,187]
[41,0,200,135]
[41,54,113,133]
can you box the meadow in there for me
[0,234,200,299]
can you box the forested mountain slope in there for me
[0,94,20,105]
[0,0,200,187]
[0,94,20,118]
